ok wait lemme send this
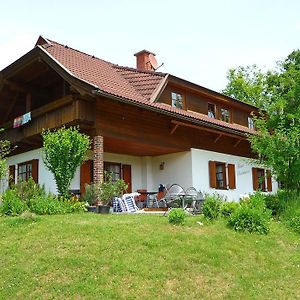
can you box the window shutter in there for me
[266,170,272,192]
[80,160,93,195]
[9,165,15,187]
[209,161,217,188]
[31,159,39,183]
[252,167,258,191]
[122,164,132,193]
[228,164,236,189]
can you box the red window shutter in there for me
[9,165,15,187]
[31,159,39,183]
[80,160,93,195]
[228,164,236,189]
[122,164,132,193]
[266,170,272,192]
[252,167,258,191]
[209,161,217,188]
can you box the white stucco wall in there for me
[4,148,80,194]
[191,148,278,201]
[151,151,193,191]
[2,147,278,201]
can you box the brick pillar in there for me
[93,135,104,184]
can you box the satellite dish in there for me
[148,53,158,70]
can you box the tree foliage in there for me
[0,129,10,180]
[223,50,300,192]
[42,126,91,197]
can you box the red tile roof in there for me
[38,37,253,135]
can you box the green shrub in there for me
[228,195,272,234]
[0,189,27,216]
[11,178,46,203]
[220,201,240,218]
[28,195,69,215]
[28,195,86,215]
[168,208,186,225]
[202,194,222,220]
[288,213,300,233]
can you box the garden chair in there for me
[122,193,139,213]
[161,183,186,209]
[185,187,204,214]
[112,197,127,213]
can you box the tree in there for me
[42,126,91,197]
[0,129,10,180]
[222,50,300,192]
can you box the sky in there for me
[1,0,300,92]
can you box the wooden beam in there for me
[170,120,247,140]
[26,93,32,112]
[3,94,18,123]
[234,139,242,147]
[4,79,28,93]
[170,123,179,135]
[214,134,222,143]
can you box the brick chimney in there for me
[134,50,156,71]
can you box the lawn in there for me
[0,213,299,299]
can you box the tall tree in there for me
[223,50,300,192]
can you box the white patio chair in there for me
[122,193,140,213]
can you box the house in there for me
[0,36,277,200]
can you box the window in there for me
[104,162,121,182]
[248,117,254,129]
[17,159,38,183]
[220,108,230,123]
[216,162,226,189]
[252,168,272,191]
[171,92,183,109]
[208,103,216,118]
[104,162,132,193]
[209,161,236,190]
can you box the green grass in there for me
[0,213,299,299]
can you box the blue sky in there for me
[1,0,299,91]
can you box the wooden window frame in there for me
[209,161,236,190]
[171,91,185,109]
[248,116,254,129]
[17,159,38,183]
[252,168,272,192]
[208,103,216,119]
[104,162,122,182]
[220,107,231,123]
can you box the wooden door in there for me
[122,164,132,193]
[80,160,93,195]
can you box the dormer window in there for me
[171,92,183,109]
[220,108,230,123]
[208,103,216,118]
[248,117,254,129]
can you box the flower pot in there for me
[87,206,97,213]
[97,205,110,214]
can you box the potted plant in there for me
[97,172,128,214]
[81,183,99,212]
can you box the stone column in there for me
[93,135,104,184]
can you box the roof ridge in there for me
[113,64,166,77]
[45,38,113,66]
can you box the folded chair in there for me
[122,193,139,213]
